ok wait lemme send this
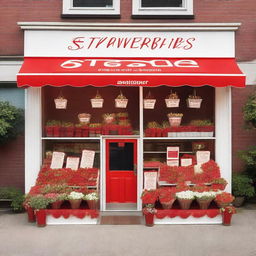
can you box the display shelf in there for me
[144,151,193,154]
[42,137,101,140]
[143,137,216,140]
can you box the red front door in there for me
[106,139,137,203]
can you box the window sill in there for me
[131,14,194,19]
[61,14,121,18]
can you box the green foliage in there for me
[243,93,256,129]
[29,195,50,209]
[239,146,256,181]
[0,187,24,212]
[0,101,24,144]
[190,119,213,126]
[232,173,255,198]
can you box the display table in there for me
[154,209,222,225]
[40,209,99,225]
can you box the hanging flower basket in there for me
[54,97,67,109]
[115,92,128,108]
[165,91,180,108]
[78,113,91,124]
[91,98,104,108]
[144,99,156,109]
[91,91,104,108]
[144,91,156,109]
[187,90,202,108]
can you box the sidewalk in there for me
[0,206,255,256]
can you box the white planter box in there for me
[115,98,128,108]
[165,98,180,108]
[187,99,203,108]
[168,132,177,137]
[200,132,214,137]
[144,99,156,109]
[91,98,104,108]
[54,98,67,109]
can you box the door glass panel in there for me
[73,0,113,7]
[109,143,134,170]
[141,0,182,7]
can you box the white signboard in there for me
[25,30,234,58]
[196,151,211,165]
[167,159,179,167]
[167,147,180,159]
[144,171,158,190]
[50,151,65,169]
[66,157,80,171]
[181,158,193,167]
[80,150,95,168]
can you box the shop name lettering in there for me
[60,59,199,69]
[68,36,196,51]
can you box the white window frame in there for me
[132,0,193,16]
[62,0,120,15]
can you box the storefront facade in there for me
[17,23,245,218]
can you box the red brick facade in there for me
[0,0,256,190]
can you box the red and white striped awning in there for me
[17,57,245,88]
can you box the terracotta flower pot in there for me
[69,199,82,209]
[196,199,213,210]
[178,198,193,210]
[27,206,36,223]
[87,200,98,210]
[35,210,46,227]
[144,213,154,227]
[51,200,63,209]
[222,211,233,226]
[161,199,175,209]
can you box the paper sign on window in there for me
[80,150,95,168]
[50,151,65,169]
[196,151,210,165]
[66,157,80,171]
[144,171,158,190]
[167,159,179,167]
[167,147,179,159]
[181,158,193,167]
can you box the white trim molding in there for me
[62,0,120,16]
[17,22,241,31]
[132,0,193,17]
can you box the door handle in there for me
[134,164,137,176]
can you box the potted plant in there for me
[211,178,228,190]
[67,191,84,209]
[45,120,61,137]
[215,192,235,208]
[84,192,99,209]
[29,195,50,227]
[194,191,216,209]
[103,113,116,124]
[167,113,183,127]
[78,113,91,124]
[91,91,104,108]
[143,91,156,109]
[165,91,180,108]
[187,90,202,108]
[232,173,255,207]
[115,91,128,108]
[142,204,156,227]
[158,189,176,209]
[176,190,195,210]
[62,122,74,137]
[44,193,67,209]
[145,121,162,137]
[220,205,236,226]
[89,123,102,137]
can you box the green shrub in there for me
[0,187,24,212]
[0,101,24,144]
[29,195,50,209]
[232,173,255,198]
[243,93,256,129]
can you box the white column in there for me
[25,88,42,193]
[215,87,232,192]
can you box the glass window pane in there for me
[109,143,134,171]
[73,0,113,7]
[141,0,182,7]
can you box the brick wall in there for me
[0,136,25,192]
[1,0,256,61]
[232,85,256,173]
